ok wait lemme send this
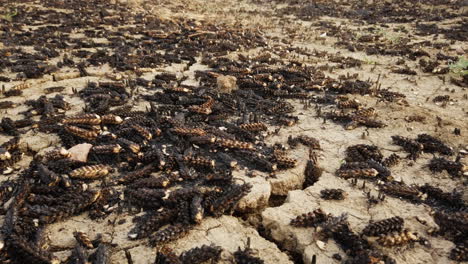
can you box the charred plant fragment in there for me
[65,125,98,140]
[382,154,401,167]
[216,152,238,168]
[345,251,396,264]
[46,158,86,174]
[274,155,298,169]
[131,124,154,140]
[290,209,328,228]
[320,188,346,200]
[391,67,417,75]
[37,164,60,186]
[92,144,122,154]
[0,180,15,205]
[155,246,182,264]
[0,101,17,109]
[118,164,154,184]
[176,200,191,225]
[235,150,277,172]
[405,115,426,123]
[303,150,322,188]
[321,216,370,258]
[130,175,170,189]
[0,140,23,172]
[69,165,112,179]
[416,134,453,155]
[4,88,23,97]
[125,187,166,208]
[139,149,167,167]
[189,96,215,115]
[7,234,59,264]
[346,116,386,130]
[1,136,20,152]
[287,135,321,149]
[377,229,418,247]
[0,147,11,161]
[419,184,466,209]
[433,95,450,103]
[171,127,206,137]
[63,114,101,125]
[116,138,140,153]
[239,122,267,132]
[44,86,65,94]
[380,182,421,201]
[73,231,94,249]
[34,189,101,224]
[190,195,204,224]
[66,243,89,264]
[91,243,111,264]
[100,114,123,125]
[215,137,254,150]
[149,224,191,246]
[433,210,468,239]
[43,147,71,161]
[179,244,222,264]
[128,209,178,240]
[234,239,264,264]
[345,144,383,162]
[391,136,423,160]
[89,187,120,219]
[207,183,251,217]
[450,243,468,262]
[337,99,362,110]
[181,155,215,169]
[163,187,199,205]
[362,217,404,237]
[337,168,379,179]
[0,117,19,136]
[428,157,466,177]
[365,159,392,179]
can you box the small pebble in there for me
[316,240,326,250]
[332,253,342,260]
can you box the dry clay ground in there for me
[0,0,467,263]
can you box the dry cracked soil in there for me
[0,0,467,263]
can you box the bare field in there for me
[0,0,467,263]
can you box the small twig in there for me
[187,31,216,38]
[204,224,222,236]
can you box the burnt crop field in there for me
[0,0,467,263]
